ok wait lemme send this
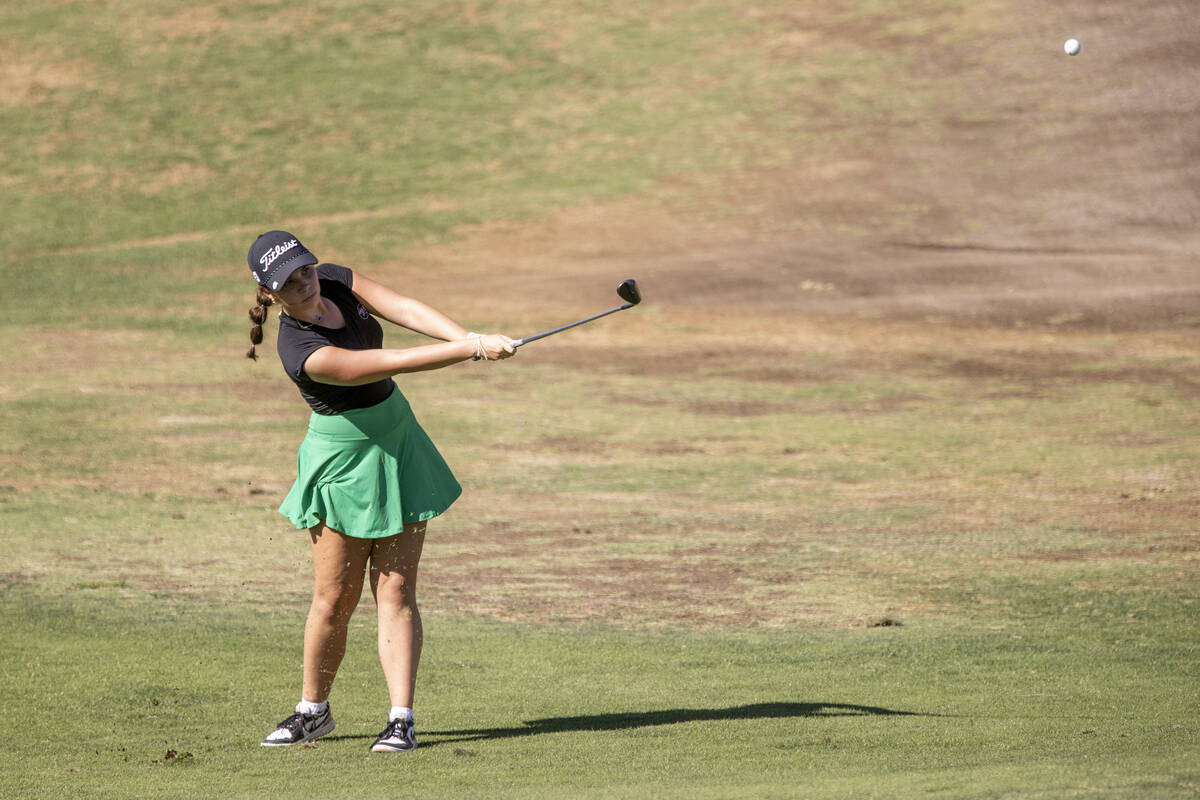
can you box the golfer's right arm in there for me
[304,336,514,386]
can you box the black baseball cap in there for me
[248,231,319,291]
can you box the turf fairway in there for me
[1,590,1196,799]
[2,0,1199,798]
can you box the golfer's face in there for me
[276,266,320,306]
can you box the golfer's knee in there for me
[310,585,359,620]
[376,572,417,609]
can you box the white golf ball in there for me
[1064,38,1081,56]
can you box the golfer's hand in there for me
[478,334,516,360]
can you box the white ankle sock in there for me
[389,706,414,722]
[297,699,328,716]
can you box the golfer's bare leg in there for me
[369,521,426,708]
[304,523,371,702]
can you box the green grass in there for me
[2,0,1199,796]
[1,590,1196,800]
[0,0,832,259]
[2,323,1197,796]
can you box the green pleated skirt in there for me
[278,384,462,539]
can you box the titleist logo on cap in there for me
[259,239,300,272]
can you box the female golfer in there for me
[245,230,514,753]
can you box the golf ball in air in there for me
[1064,38,1081,56]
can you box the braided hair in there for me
[246,286,274,360]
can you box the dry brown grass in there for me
[3,0,1198,633]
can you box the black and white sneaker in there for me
[260,707,335,747]
[371,717,417,752]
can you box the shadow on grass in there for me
[327,702,933,747]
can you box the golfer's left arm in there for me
[351,272,471,341]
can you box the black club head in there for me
[617,279,641,306]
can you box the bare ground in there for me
[382,0,1200,628]
[7,1,1197,630]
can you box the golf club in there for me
[511,279,641,348]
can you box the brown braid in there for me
[246,286,274,360]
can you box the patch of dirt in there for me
[138,163,215,196]
[1006,542,1200,563]
[14,1,1196,631]
[0,52,98,107]
[428,515,817,629]
[389,0,1199,337]
[688,399,788,417]
[153,5,231,41]
[395,0,1200,629]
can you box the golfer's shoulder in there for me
[317,263,353,287]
